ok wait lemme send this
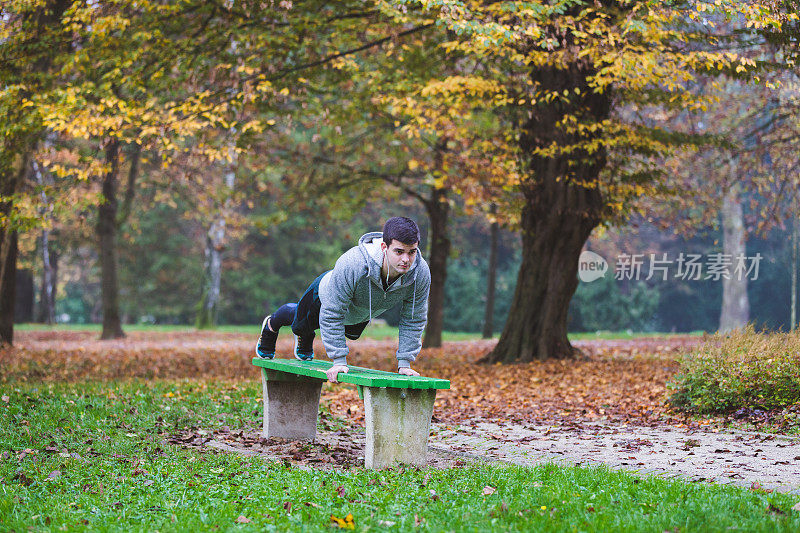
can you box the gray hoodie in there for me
[318,232,431,368]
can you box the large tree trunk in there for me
[482,215,499,339]
[719,184,749,332]
[483,60,610,363]
[0,232,19,344]
[1,182,20,344]
[0,154,29,345]
[97,139,125,339]
[422,187,450,348]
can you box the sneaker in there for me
[255,315,277,359]
[294,334,314,361]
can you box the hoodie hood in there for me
[357,231,422,289]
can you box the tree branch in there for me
[162,22,436,120]
[117,143,141,227]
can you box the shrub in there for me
[668,326,800,415]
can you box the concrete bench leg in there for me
[261,368,323,440]
[363,387,437,469]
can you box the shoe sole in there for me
[255,315,275,359]
[293,334,314,361]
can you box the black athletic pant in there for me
[268,271,370,340]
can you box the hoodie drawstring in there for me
[411,277,416,321]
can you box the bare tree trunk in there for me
[422,187,450,348]
[15,268,34,323]
[36,243,57,323]
[197,218,226,329]
[36,246,58,323]
[483,59,609,363]
[482,214,499,339]
[196,151,235,329]
[97,139,125,339]
[719,182,749,332]
[792,213,798,333]
[32,159,56,323]
[39,231,55,323]
[118,143,141,226]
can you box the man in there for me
[255,216,431,382]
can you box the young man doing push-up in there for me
[255,217,431,383]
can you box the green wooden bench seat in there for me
[252,357,450,469]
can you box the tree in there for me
[643,71,799,333]
[16,1,388,338]
[282,22,519,346]
[0,0,73,343]
[381,0,789,361]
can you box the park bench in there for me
[251,358,450,469]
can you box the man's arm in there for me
[396,263,431,371]
[318,250,359,369]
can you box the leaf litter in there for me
[4,331,699,429]
[12,330,800,491]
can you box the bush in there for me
[569,275,659,332]
[668,326,800,415]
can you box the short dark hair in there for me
[383,217,420,246]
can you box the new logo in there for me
[578,250,608,283]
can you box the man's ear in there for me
[380,241,388,252]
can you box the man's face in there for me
[381,239,419,277]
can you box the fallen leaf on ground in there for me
[235,515,251,523]
[482,486,496,496]
[330,513,355,529]
[4,332,710,430]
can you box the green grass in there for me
[567,330,705,341]
[14,322,704,342]
[1,380,798,532]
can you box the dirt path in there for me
[429,420,800,494]
[191,419,800,496]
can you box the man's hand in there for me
[398,367,420,377]
[326,365,349,382]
